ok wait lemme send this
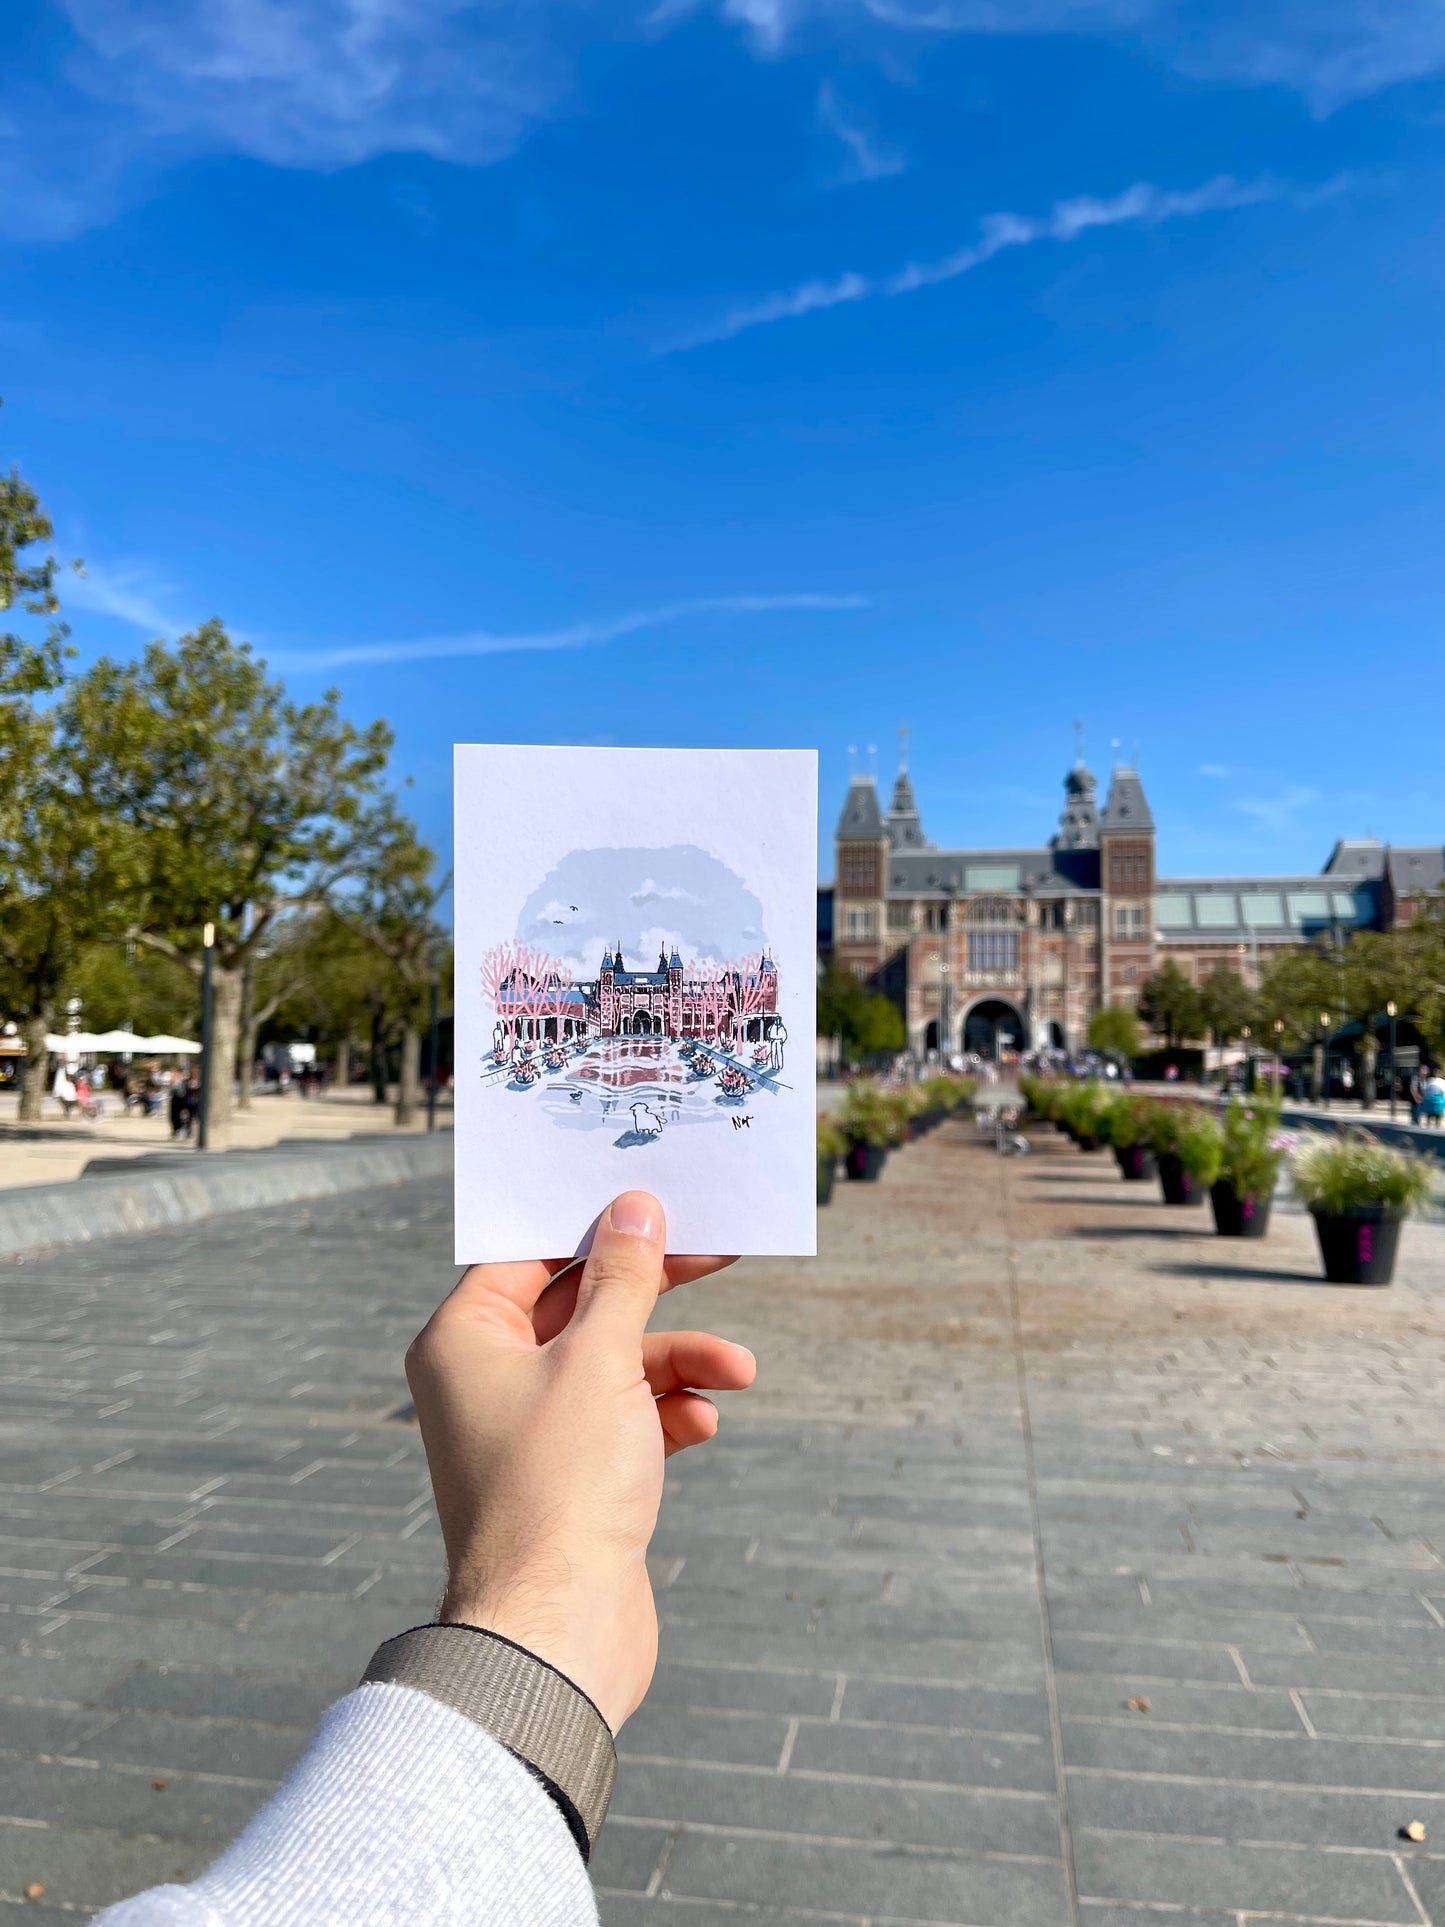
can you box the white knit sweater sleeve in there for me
[91,1681,601,1927]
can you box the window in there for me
[839,847,880,893]
[1038,901,1067,930]
[1240,893,1284,927]
[1155,896,1192,929]
[1114,904,1145,939]
[926,902,949,931]
[1195,894,1239,926]
[1332,890,1361,920]
[968,931,1020,974]
[1287,892,1330,925]
[1075,900,1099,928]
[844,908,875,940]
[965,895,1016,926]
[965,864,1020,892]
[1110,849,1148,887]
[886,901,913,931]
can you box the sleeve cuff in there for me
[362,1622,617,1861]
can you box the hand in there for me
[404,1191,754,1732]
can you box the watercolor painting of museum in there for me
[475,842,790,1138]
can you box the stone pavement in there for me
[3,1122,1445,1925]
[0,1085,451,1190]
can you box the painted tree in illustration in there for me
[725,953,772,1042]
[691,960,730,1039]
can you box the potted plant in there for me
[1209,1100,1284,1238]
[1148,1104,1221,1205]
[817,1115,846,1205]
[841,1086,895,1181]
[1292,1131,1436,1285]
[1060,1082,1110,1151]
[1109,1097,1159,1181]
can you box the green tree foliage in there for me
[816,959,870,1045]
[329,805,450,1125]
[1138,959,1205,1048]
[1198,964,1256,1046]
[855,995,906,1055]
[67,940,197,1038]
[0,447,75,718]
[1089,1002,1142,1059]
[62,622,393,1148]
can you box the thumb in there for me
[570,1191,667,1351]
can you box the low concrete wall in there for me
[0,1132,453,1260]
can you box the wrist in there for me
[362,1622,616,1860]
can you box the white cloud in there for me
[816,79,905,183]
[4,0,1432,242]
[270,591,870,671]
[664,171,1301,350]
[1235,785,1319,836]
[64,559,191,636]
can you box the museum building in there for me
[818,750,1445,1058]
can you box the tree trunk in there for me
[204,965,243,1151]
[1312,1041,1325,1104]
[395,1022,421,1127]
[235,957,257,1112]
[19,1009,52,1122]
[1361,1032,1378,1111]
[369,1010,388,1104]
[335,1037,350,1092]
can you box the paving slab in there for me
[3,1119,1445,1926]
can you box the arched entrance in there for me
[923,1019,940,1055]
[629,1010,660,1036]
[963,997,1028,1061]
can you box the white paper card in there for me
[453,745,818,1263]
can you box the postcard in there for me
[453,745,818,1263]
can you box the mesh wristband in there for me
[362,1622,616,1862]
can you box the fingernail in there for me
[609,1191,664,1241]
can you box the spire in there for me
[835,772,885,840]
[885,727,928,850]
[1052,732,1099,850]
[1101,764,1154,832]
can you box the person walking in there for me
[1410,1066,1427,1127]
[93,1192,750,1926]
[51,1060,77,1118]
[1422,1067,1445,1130]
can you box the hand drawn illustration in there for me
[453,744,816,1263]
[475,844,789,1149]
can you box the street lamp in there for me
[1318,1010,1331,1109]
[197,920,216,1152]
[1387,1001,1398,1120]
[1241,1024,1251,1095]
[1273,1018,1284,1097]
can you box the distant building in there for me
[819,745,1442,1057]
[496,947,780,1047]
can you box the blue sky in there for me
[3,0,1442,884]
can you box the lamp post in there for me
[1317,1011,1331,1109]
[1241,1024,1252,1095]
[1273,1018,1284,1098]
[197,920,215,1152]
[938,958,951,1067]
[426,967,441,1134]
[1387,1001,1398,1120]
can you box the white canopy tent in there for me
[45,1032,201,1055]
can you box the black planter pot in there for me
[1311,1203,1405,1285]
[845,1141,888,1182]
[817,1155,836,1206]
[1210,1180,1273,1238]
[1158,1152,1203,1206]
[1075,1132,1101,1152]
[1115,1143,1157,1182]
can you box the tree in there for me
[817,960,869,1048]
[1198,965,1256,1047]
[0,460,99,1118]
[856,995,906,1055]
[1255,946,1338,1099]
[1089,1003,1142,1060]
[63,623,393,1149]
[1337,930,1410,1111]
[1138,960,1205,1049]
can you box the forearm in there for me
[92,1631,611,1927]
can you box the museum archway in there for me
[963,997,1028,1060]
[629,1011,660,1036]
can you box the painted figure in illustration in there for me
[476,843,788,1148]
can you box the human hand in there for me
[404,1191,754,1732]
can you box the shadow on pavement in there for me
[1156,1259,1323,1285]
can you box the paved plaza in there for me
[2,1121,1445,1925]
